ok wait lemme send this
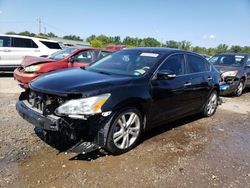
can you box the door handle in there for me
[3,49,11,52]
[207,76,213,81]
[184,82,192,86]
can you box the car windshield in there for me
[49,48,77,60]
[86,50,163,77]
[209,54,246,67]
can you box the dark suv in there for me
[209,53,250,96]
[16,48,220,155]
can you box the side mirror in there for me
[68,57,74,63]
[156,70,176,80]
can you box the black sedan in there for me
[209,53,250,96]
[16,48,220,155]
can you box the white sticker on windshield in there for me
[140,53,159,57]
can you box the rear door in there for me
[10,37,40,66]
[184,54,212,110]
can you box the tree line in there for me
[5,31,250,55]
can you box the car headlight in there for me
[24,65,39,73]
[221,71,238,77]
[55,93,111,116]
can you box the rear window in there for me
[0,36,11,47]
[12,37,38,48]
[40,41,61,49]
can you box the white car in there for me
[0,34,61,71]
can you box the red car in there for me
[14,48,111,88]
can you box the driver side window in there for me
[159,54,185,75]
[74,51,94,63]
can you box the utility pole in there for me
[44,27,46,34]
[38,17,41,34]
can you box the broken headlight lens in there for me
[221,71,237,78]
[24,65,39,73]
[55,93,111,116]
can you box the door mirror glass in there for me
[156,70,176,80]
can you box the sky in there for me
[0,0,250,47]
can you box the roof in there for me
[217,52,250,56]
[122,47,201,56]
[0,34,58,42]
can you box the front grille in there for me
[28,91,66,115]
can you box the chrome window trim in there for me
[151,52,212,80]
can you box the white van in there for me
[0,34,61,71]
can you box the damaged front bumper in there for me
[219,77,239,95]
[16,100,112,154]
[16,100,60,131]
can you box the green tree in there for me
[230,45,242,53]
[96,35,110,45]
[192,46,207,54]
[63,35,83,41]
[123,36,138,46]
[165,40,179,48]
[90,39,103,48]
[143,37,161,47]
[86,35,96,43]
[242,46,250,53]
[178,40,192,50]
[216,44,228,54]
[18,31,36,37]
[5,31,16,35]
[47,32,57,38]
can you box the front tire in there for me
[234,80,244,96]
[203,90,218,117]
[106,107,143,155]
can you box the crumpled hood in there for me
[30,68,133,96]
[21,56,56,67]
[215,65,241,74]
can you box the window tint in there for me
[246,56,250,66]
[12,37,38,48]
[159,54,185,75]
[40,41,61,49]
[186,55,210,73]
[0,36,11,47]
[74,51,94,63]
[209,54,246,67]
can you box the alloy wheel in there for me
[206,92,218,116]
[236,81,243,96]
[113,112,141,149]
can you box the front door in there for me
[150,54,191,126]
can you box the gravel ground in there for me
[0,75,250,188]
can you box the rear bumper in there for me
[14,68,39,88]
[16,100,60,131]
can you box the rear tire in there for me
[105,107,143,155]
[203,90,218,117]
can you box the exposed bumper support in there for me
[16,100,60,131]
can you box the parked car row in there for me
[14,47,112,88]
[15,47,221,155]
[0,34,61,71]
[209,53,250,96]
